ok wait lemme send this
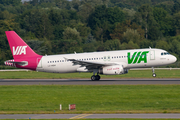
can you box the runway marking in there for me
[69,114,92,119]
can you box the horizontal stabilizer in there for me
[4,60,28,66]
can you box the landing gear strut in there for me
[152,67,156,77]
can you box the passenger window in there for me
[122,56,123,58]
[62,60,64,62]
[164,52,166,55]
[114,56,116,58]
[89,58,91,60]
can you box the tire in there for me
[152,73,156,77]
[91,75,96,81]
[95,75,100,80]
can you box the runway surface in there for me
[1,113,180,119]
[0,78,180,85]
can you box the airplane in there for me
[4,31,177,80]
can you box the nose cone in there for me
[171,55,177,63]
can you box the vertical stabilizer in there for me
[5,31,39,60]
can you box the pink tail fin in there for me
[5,31,39,60]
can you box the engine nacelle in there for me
[99,65,128,75]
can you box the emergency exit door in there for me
[150,50,155,60]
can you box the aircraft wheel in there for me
[152,73,156,77]
[91,75,96,81]
[95,75,100,81]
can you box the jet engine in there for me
[99,65,128,75]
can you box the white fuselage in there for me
[36,48,177,73]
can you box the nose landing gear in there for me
[152,67,156,77]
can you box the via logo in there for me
[127,51,149,64]
[13,46,27,55]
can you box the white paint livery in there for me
[13,46,27,55]
[35,48,176,80]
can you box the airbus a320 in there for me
[4,31,177,80]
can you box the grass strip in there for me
[0,85,180,114]
[0,69,180,79]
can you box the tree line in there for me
[0,0,180,67]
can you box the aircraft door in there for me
[37,58,42,68]
[150,50,155,60]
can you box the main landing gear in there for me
[91,75,100,81]
[91,69,101,81]
[152,67,156,77]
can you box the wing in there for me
[64,57,119,70]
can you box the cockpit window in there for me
[161,52,170,55]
